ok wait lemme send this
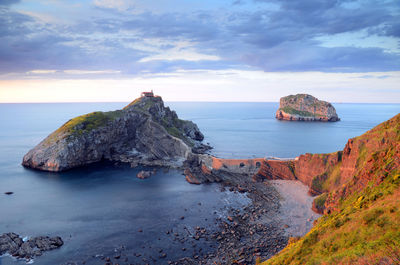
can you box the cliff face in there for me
[292,114,399,214]
[263,113,400,265]
[22,96,207,172]
[295,152,342,196]
[276,94,339,121]
[322,113,400,213]
[256,113,400,214]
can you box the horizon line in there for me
[1,101,400,104]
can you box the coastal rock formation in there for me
[137,170,153,179]
[276,94,339,121]
[187,113,399,217]
[184,155,265,185]
[262,116,400,265]
[0,233,63,260]
[22,96,209,172]
[184,154,297,188]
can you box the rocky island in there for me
[276,94,339,121]
[22,93,209,172]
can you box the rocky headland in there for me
[22,96,210,172]
[276,94,339,121]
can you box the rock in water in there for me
[0,233,63,260]
[137,170,152,179]
[276,94,339,121]
[22,96,208,172]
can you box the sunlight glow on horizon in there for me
[1,70,399,103]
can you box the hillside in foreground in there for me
[263,113,400,264]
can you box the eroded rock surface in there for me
[0,233,63,260]
[22,96,209,172]
[276,94,339,121]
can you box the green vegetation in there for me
[314,193,328,210]
[322,161,342,191]
[160,116,194,146]
[123,97,155,111]
[44,110,123,145]
[124,96,194,145]
[60,110,122,135]
[280,106,322,117]
[263,114,400,265]
[308,152,343,195]
[263,169,400,265]
[311,173,328,193]
[43,95,197,148]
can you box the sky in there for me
[0,0,399,103]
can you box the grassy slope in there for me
[280,106,316,117]
[44,96,193,146]
[263,114,400,265]
[44,110,123,145]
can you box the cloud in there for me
[138,41,220,62]
[63,70,121,75]
[122,12,219,41]
[93,0,135,11]
[382,22,400,37]
[0,7,33,37]
[26,70,58,74]
[139,52,220,63]
[358,74,391,79]
[0,0,399,77]
[240,44,400,72]
[0,0,20,6]
[26,69,121,75]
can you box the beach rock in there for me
[22,96,209,172]
[0,233,63,260]
[276,94,339,122]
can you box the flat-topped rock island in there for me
[276,94,340,121]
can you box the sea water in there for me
[0,102,398,264]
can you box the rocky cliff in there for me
[276,94,339,121]
[22,96,208,171]
[262,113,400,265]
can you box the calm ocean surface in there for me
[0,102,399,264]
